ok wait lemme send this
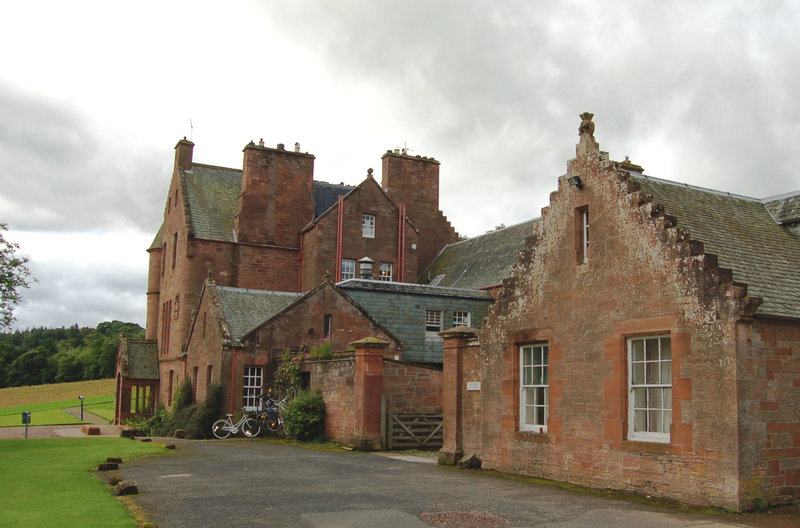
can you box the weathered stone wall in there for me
[309,355,443,446]
[472,133,753,509]
[310,358,356,443]
[248,283,398,357]
[300,178,420,290]
[382,360,442,414]
[737,317,800,507]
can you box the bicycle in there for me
[211,407,261,439]
[253,384,296,436]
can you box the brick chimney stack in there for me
[381,151,440,215]
[235,141,315,247]
[174,137,194,174]
[382,151,455,271]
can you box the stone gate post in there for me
[439,326,479,465]
[351,337,388,450]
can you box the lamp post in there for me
[78,395,85,421]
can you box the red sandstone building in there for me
[116,116,800,510]
[116,138,459,422]
[439,115,800,510]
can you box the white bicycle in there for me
[211,407,261,439]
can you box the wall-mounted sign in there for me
[467,381,481,391]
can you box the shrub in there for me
[309,340,333,360]
[186,383,224,439]
[125,405,167,436]
[275,349,302,389]
[126,382,225,439]
[283,389,325,442]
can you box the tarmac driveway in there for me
[117,439,796,528]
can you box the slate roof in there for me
[338,279,494,363]
[216,286,302,345]
[184,164,242,241]
[630,174,800,320]
[419,219,539,289]
[763,191,800,225]
[154,164,355,245]
[119,340,159,379]
[338,279,494,300]
[313,181,355,218]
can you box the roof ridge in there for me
[443,217,540,248]
[630,173,759,202]
[190,162,242,173]
[216,286,300,296]
[761,189,800,203]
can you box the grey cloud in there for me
[263,0,800,211]
[12,258,146,330]
[0,83,168,233]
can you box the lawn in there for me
[0,395,115,427]
[0,378,115,407]
[0,437,168,527]
[0,379,116,427]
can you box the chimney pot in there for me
[258,138,264,147]
[294,142,300,152]
[277,143,285,150]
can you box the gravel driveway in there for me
[112,438,798,528]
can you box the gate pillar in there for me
[351,337,388,450]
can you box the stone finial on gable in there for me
[576,112,601,158]
[579,112,595,137]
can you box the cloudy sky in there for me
[1,1,798,330]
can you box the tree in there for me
[0,224,33,330]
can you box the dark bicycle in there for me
[252,384,296,436]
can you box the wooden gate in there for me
[387,413,443,450]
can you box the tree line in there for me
[0,321,144,387]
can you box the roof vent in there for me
[358,257,374,279]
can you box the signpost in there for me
[22,411,31,439]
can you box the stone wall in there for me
[737,317,800,507]
[309,354,443,447]
[452,132,762,510]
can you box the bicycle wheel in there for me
[266,416,282,433]
[242,417,261,438]
[212,419,231,439]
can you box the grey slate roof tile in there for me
[632,174,800,319]
[313,181,355,218]
[217,287,302,345]
[119,340,159,379]
[180,164,354,242]
[419,219,539,289]
[763,191,800,225]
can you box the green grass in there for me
[0,409,82,427]
[86,401,116,422]
[0,437,168,527]
[0,395,115,427]
[0,379,115,408]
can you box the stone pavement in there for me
[115,439,799,528]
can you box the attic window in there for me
[362,214,375,238]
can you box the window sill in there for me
[621,440,671,455]
[515,430,551,443]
